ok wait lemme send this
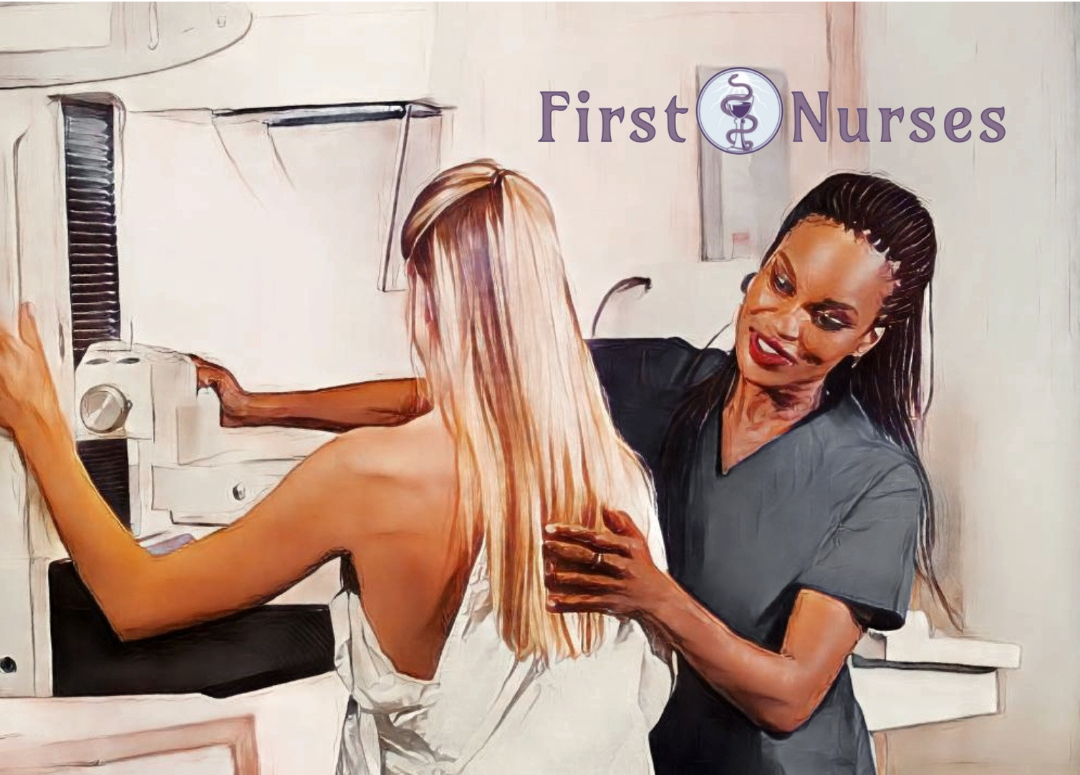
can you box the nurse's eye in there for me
[770,268,795,296]
[813,310,853,332]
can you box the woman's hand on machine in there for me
[0,303,63,438]
[543,508,672,620]
[190,354,248,427]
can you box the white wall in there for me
[117,111,415,389]
[47,1,832,383]
[861,4,1080,774]
[428,2,831,318]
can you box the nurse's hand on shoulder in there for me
[543,509,668,618]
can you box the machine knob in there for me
[80,384,131,434]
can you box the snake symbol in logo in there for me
[697,67,783,155]
[720,75,758,151]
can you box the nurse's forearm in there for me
[232,378,430,431]
[641,579,858,735]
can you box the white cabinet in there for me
[0,674,347,774]
[4,731,243,775]
[46,748,237,775]
[851,611,1022,732]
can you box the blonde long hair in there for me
[402,160,656,661]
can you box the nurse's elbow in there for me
[753,680,825,734]
[764,708,812,738]
[756,703,814,735]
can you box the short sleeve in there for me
[587,338,726,473]
[796,460,923,632]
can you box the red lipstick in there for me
[748,331,796,368]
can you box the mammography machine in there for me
[74,340,328,541]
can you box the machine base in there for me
[49,560,336,699]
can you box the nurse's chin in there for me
[734,352,809,395]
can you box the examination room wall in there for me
[61,2,832,392]
[861,4,1080,774]
[425,2,833,320]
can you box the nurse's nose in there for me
[772,307,801,342]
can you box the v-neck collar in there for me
[711,373,843,478]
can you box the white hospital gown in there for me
[330,530,674,775]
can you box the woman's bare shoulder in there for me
[305,412,456,537]
[331,411,454,476]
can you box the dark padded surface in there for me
[49,560,335,698]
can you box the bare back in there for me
[331,410,474,680]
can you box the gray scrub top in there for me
[588,337,923,775]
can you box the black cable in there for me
[590,276,652,338]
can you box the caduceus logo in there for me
[697,67,783,156]
[720,75,758,152]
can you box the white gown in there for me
[330,527,674,775]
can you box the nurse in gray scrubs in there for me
[544,172,955,774]
[194,172,954,774]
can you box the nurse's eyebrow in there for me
[816,299,857,313]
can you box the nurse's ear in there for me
[853,325,886,360]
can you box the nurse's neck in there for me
[728,374,824,424]
[721,376,824,473]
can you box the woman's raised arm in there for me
[0,305,379,640]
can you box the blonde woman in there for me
[0,161,672,774]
